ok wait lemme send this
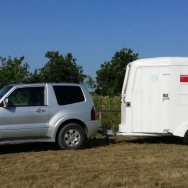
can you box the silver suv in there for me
[0,83,99,149]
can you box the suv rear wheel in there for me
[57,123,86,149]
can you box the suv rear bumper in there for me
[86,120,100,138]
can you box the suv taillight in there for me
[91,106,96,120]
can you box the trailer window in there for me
[123,64,131,94]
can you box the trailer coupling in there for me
[98,127,116,145]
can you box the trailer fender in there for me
[173,123,188,137]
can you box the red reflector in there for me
[180,75,188,83]
[91,107,96,120]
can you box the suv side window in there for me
[53,86,85,105]
[8,87,44,107]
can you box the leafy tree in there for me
[39,51,85,83]
[84,75,97,92]
[96,48,139,96]
[28,69,42,83]
[0,56,30,88]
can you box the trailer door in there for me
[132,66,170,133]
[120,64,131,128]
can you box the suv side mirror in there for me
[3,98,9,108]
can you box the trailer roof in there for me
[131,57,188,67]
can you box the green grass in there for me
[0,136,187,188]
[92,95,121,130]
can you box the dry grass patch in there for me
[0,136,187,188]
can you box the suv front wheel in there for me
[57,123,86,149]
[184,130,188,145]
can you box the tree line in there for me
[0,48,139,96]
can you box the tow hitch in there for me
[98,127,116,145]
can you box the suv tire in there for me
[183,130,188,145]
[57,123,86,149]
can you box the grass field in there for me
[0,95,187,187]
[0,136,187,188]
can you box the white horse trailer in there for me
[119,57,188,144]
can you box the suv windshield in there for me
[0,85,13,99]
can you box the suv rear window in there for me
[53,86,85,105]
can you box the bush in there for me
[92,95,121,131]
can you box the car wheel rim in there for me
[64,129,81,147]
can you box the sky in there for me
[0,0,188,76]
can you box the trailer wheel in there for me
[183,130,188,145]
[57,123,86,149]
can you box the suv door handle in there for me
[36,109,46,113]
